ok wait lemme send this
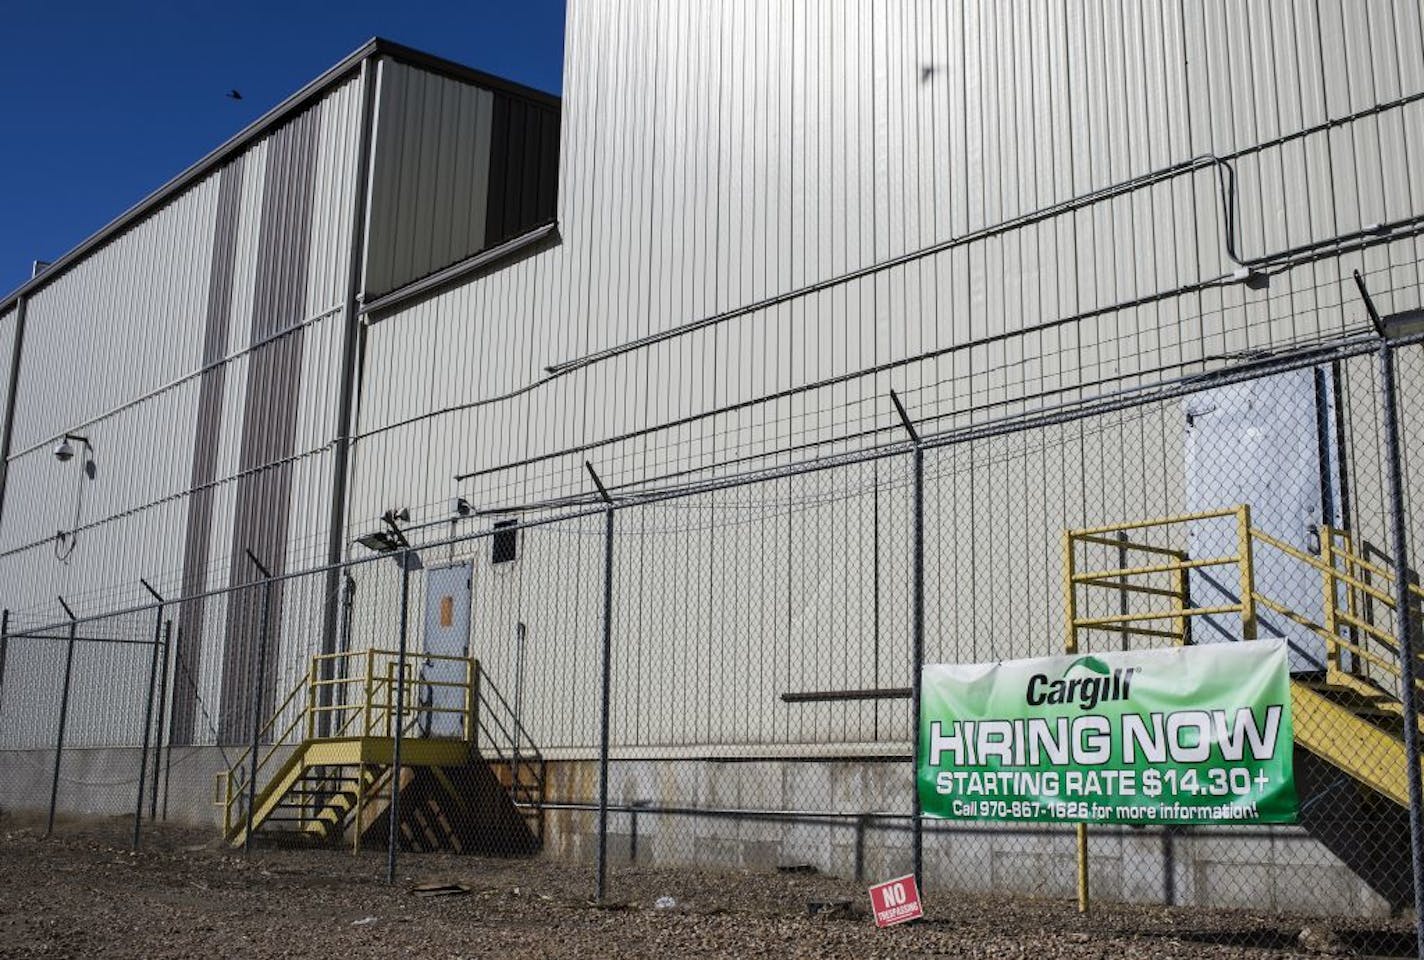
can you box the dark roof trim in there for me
[375,39,560,111]
[0,37,561,314]
[360,220,560,319]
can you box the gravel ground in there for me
[0,815,1414,959]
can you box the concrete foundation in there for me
[0,748,1398,919]
[543,757,1398,919]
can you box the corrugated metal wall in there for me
[0,73,367,748]
[358,0,1424,522]
[361,59,559,298]
[348,0,1424,756]
[5,2,1424,759]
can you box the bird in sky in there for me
[226,89,243,101]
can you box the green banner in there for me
[918,640,1297,824]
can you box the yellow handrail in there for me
[1065,507,1423,921]
[217,670,311,832]
[1071,507,1241,537]
[1065,507,1419,701]
[214,648,481,835]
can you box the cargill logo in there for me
[1025,656,1139,711]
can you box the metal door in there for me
[1184,367,1340,673]
[420,562,472,738]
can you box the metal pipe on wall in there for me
[536,89,1424,381]
[319,53,380,737]
[6,330,1418,646]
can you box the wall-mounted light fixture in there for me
[52,433,91,463]
[52,434,95,563]
[354,508,411,555]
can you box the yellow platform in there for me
[216,649,544,852]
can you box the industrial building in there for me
[2,1,1424,920]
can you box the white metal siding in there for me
[0,75,366,748]
[347,0,1424,758]
[6,2,1424,762]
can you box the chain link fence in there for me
[2,329,1423,954]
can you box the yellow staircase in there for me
[1065,505,1424,810]
[215,649,546,853]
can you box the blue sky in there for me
[0,1,566,298]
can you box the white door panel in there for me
[421,562,472,737]
[1184,368,1339,673]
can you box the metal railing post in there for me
[1172,552,1189,646]
[364,647,376,737]
[133,598,164,850]
[1375,336,1424,960]
[46,597,78,837]
[1321,527,1340,674]
[465,657,477,745]
[1236,504,1257,640]
[306,655,318,741]
[386,547,413,884]
[244,551,273,855]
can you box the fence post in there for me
[162,626,181,821]
[243,550,273,856]
[1062,531,1090,913]
[132,610,162,849]
[386,546,414,884]
[152,621,172,821]
[1355,268,1424,959]
[587,462,617,903]
[909,444,926,892]
[133,581,164,850]
[1376,337,1424,960]
[47,596,78,838]
[890,391,926,894]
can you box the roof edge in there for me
[373,38,561,110]
[0,36,561,315]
